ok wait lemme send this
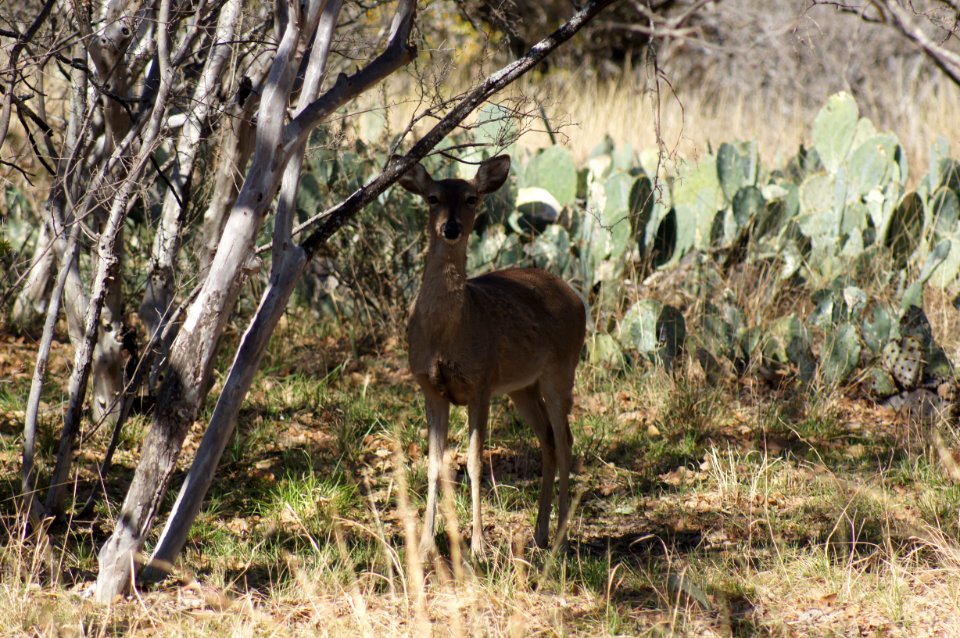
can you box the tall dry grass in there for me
[510,69,960,183]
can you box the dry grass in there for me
[6,305,960,635]
[510,70,960,184]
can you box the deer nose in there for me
[441,220,462,240]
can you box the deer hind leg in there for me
[509,384,556,548]
[420,391,450,556]
[541,370,576,549]
[467,395,491,557]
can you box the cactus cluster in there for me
[292,92,959,408]
[451,92,960,405]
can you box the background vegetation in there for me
[4,0,960,635]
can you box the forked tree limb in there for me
[880,0,960,85]
[139,0,242,343]
[814,0,960,85]
[44,0,180,516]
[145,0,346,574]
[0,0,57,151]
[144,0,619,583]
[297,0,620,254]
[94,0,352,602]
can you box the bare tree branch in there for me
[300,0,620,254]
[0,0,57,150]
[45,0,180,515]
[94,0,339,601]
[815,0,960,84]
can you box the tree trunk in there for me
[147,0,344,571]
[140,0,241,343]
[95,0,328,600]
[91,228,125,426]
[45,0,177,515]
[81,0,141,435]
[144,0,616,579]
[11,219,56,335]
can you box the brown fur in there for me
[400,155,586,555]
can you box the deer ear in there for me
[475,155,511,194]
[397,161,433,196]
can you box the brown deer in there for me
[398,154,586,556]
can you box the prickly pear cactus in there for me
[861,305,895,356]
[820,322,862,386]
[522,146,578,208]
[717,142,758,204]
[578,172,635,285]
[882,337,923,389]
[812,92,860,174]
[885,191,924,267]
[670,156,725,263]
[619,300,686,369]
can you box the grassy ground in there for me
[3,292,960,636]
[5,48,960,637]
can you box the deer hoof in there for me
[470,535,489,559]
[419,535,437,559]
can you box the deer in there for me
[398,154,587,557]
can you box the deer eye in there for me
[427,195,440,205]
[466,195,478,206]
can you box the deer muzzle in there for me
[441,219,463,241]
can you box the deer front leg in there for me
[420,392,450,556]
[467,396,490,557]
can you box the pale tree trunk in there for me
[22,221,83,526]
[147,0,345,573]
[14,36,90,340]
[11,220,56,333]
[95,0,338,600]
[140,0,241,344]
[199,82,259,275]
[76,0,139,430]
[90,240,125,425]
[40,0,220,484]
[145,0,617,579]
[19,35,91,522]
[44,0,178,515]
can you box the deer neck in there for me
[416,239,469,331]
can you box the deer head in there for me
[398,155,511,244]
